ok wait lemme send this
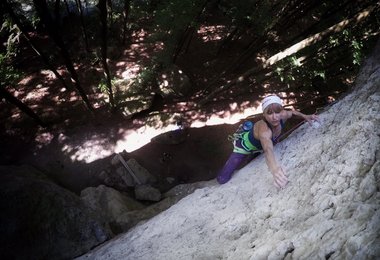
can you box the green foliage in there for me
[0,53,23,87]
[218,0,282,35]
[1,18,21,57]
[0,18,23,87]
[128,63,160,94]
[272,14,378,91]
[134,66,156,86]
[97,78,109,94]
[150,0,206,65]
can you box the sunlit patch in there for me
[190,103,260,128]
[132,29,147,42]
[93,101,103,109]
[327,96,336,103]
[116,61,126,66]
[35,132,54,146]
[62,144,73,154]
[53,95,65,103]
[11,112,22,120]
[280,92,297,110]
[69,139,114,162]
[18,75,35,85]
[121,64,141,80]
[59,136,115,163]
[197,25,226,42]
[24,85,49,101]
[115,123,179,153]
[229,102,238,110]
[255,55,266,63]
[161,80,169,87]
[40,69,56,80]
[115,113,185,153]
[69,94,79,101]
[345,77,354,84]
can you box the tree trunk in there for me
[75,0,90,52]
[0,87,46,127]
[287,0,354,43]
[216,26,239,55]
[122,0,131,45]
[172,0,208,63]
[2,0,70,91]
[200,4,376,105]
[263,5,375,67]
[229,0,320,73]
[98,0,115,109]
[33,0,94,112]
[106,0,114,28]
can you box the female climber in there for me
[216,95,319,188]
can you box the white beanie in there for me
[261,95,283,111]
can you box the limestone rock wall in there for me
[77,42,380,260]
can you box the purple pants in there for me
[216,152,258,184]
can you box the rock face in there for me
[0,165,112,260]
[77,42,380,259]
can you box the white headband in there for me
[262,95,283,111]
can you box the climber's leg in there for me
[216,152,247,184]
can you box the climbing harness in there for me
[228,121,262,155]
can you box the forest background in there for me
[0,0,379,190]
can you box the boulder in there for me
[81,185,146,234]
[135,184,162,202]
[103,156,157,189]
[81,185,146,219]
[0,165,111,260]
[127,158,157,184]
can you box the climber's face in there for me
[263,103,283,127]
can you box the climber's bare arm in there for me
[257,122,288,188]
[281,109,319,124]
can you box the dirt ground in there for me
[0,99,247,194]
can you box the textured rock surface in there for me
[77,43,380,260]
[81,185,145,219]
